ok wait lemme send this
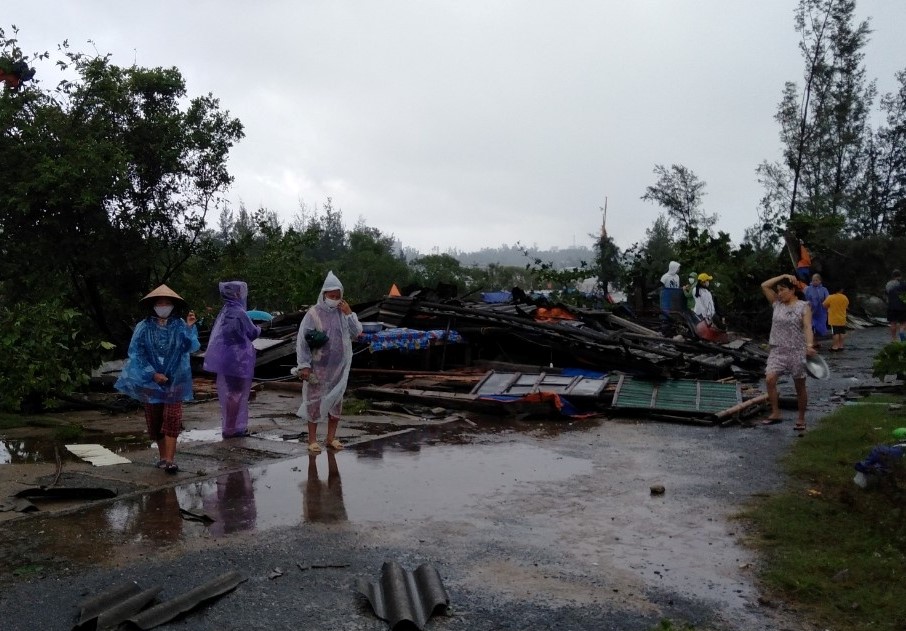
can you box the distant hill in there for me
[449,243,596,269]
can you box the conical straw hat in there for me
[140,284,186,307]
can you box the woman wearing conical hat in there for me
[115,284,199,474]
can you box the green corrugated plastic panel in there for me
[612,376,740,413]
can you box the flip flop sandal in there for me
[308,442,323,453]
[761,418,784,425]
[793,424,807,432]
[155,459,169,469]
[326,439,344,451]
[165,462,180,474]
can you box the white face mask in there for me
[324,298,341,309]
[154,305,174,318]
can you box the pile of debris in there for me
[187,291,779,425]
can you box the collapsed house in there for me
[222,290,771,425]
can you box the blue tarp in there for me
[480,291,512,303]
[358,328,464,352]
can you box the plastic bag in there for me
[304,329,329,349]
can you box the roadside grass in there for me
[741,397,906,631]
[342,396,370,415]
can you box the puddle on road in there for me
[0,434,151,465]
[5,442,591,566]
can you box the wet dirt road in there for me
[0,327,893,630]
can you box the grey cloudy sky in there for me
[11,1,906,254]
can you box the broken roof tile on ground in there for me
[73,571,245,631]
[356,561,450,631]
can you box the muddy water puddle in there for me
[0,434,151,465]
[5,441,591,567]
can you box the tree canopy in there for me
[0,27,244,344]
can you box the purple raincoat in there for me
[203,281,261,438]
[804,282,830,337]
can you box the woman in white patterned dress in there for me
[760,274,817,431]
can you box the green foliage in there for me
[342,397,370,415]
[54,423,85,442]
[743,401,906,630]
[624,215,676,307]
[872,342,906,379]
[641,164,716,238]
[515,242,598,307]
[0,27,244,347]
[594,233,623,293]
[755,1,906,241]
[409,253,471,293]
[173,199,413,316]
[0,301,114,412]
[334,223,410,303]
[468,262,535,294]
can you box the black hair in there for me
[774,278,797,291]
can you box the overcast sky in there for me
[10,1,906,255]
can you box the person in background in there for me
[660,261,681,289]
[693,273,716,323]
[885,269,906,342]
[294,271,363,453]
[115,284,199,473]
[823,286,849,352]
[795,240,812,283]
[203,281,262,438]
[804,273,830,338]
[682,271,698,311]
[760,274,816,432]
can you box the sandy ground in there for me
[0,326,895,630]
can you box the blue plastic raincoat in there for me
[115,316,200,404]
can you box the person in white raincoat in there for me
[294,271,363,453]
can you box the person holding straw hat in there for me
[115,284,199,473]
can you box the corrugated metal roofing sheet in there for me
[611,376,740,414]
[470,370,608,398]
[72,571,244,631]
[356,561,450,631]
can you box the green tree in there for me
[594,232,623,294]
[409,254,473,293]
[0,28,244,345]
[756,0,874,238]
[624,215,675,310]
[867,68,906,235]
[0,301,114,411]
[334,221,410,302]
[641,164,715,238]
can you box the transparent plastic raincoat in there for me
[203,281,262,437]
[295,271,363,423]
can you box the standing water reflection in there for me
[302,452,347,523]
